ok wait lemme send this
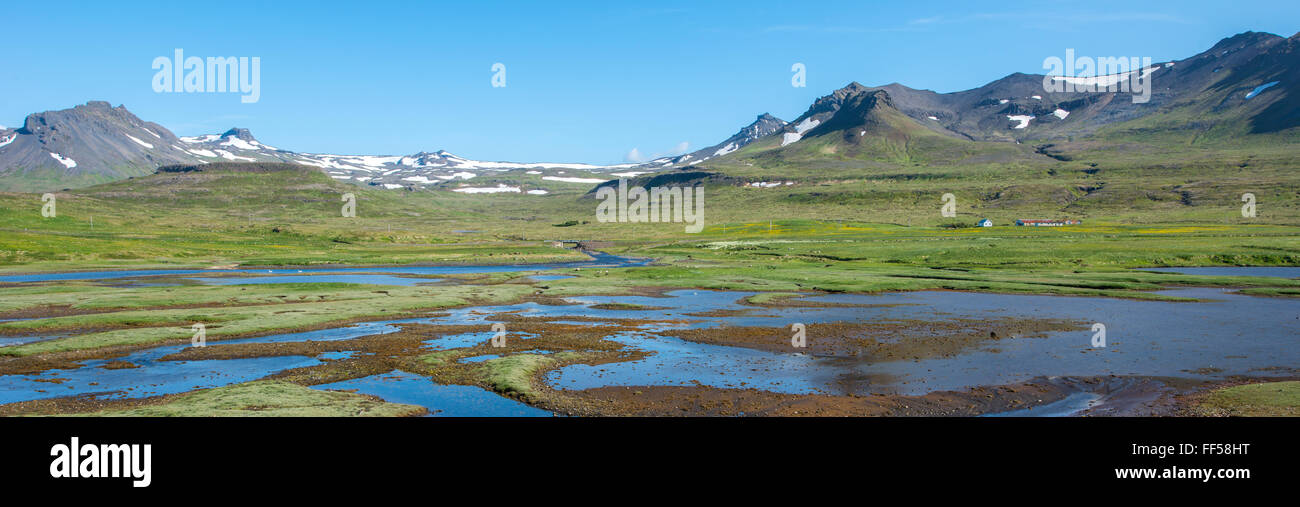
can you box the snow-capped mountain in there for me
[0,101,201,191]
[0,100,782,192]
[0,103,644,192]
[641,113,786,167]
[174,129,645,189]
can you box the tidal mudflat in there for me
[0,260,1295,417]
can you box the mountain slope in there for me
[859,31,1297,143]
[3,31,1295,192]
[644,113,787,168]
[1092,31,1300,143]
[714,85,1026,168]
[0,106,641,193]
[0,101,199,191]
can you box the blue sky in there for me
[2,1,1295,164]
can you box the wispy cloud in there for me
[762,24,912,34]
[907,11,1192,26]
[624,147,644,163]
[624,141,690,163]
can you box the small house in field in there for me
[977,219,993,227]
[1015,219,1081,227]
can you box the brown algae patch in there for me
[537,381,1075,417]
[249,321,650,398]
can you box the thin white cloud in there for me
[624,147,645,163]
[625,141,690,163]
[907,11,1192,26]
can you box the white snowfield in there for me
[1006,115,1035,129]
[220,137,261,151]
[453,184,521,193]
[215,149,254,161]
[0,134,15,148]
[781,118,821,146]
[125,133,154,149]
[542,176,608,184]
[1245,81,1280,99]
[713,142,739,157]
[1049,66,1159,88]
[1052,109,1070,119]
[794,118,820,134]
[169,130,678,195]
[49,152,77,168]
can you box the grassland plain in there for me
[1187,381,1300,416]
[0,158,1297,416]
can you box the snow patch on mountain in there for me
[125,134,154,149]
[215,149,254,161]
[1007,115,1035,129]
[542,176,607,184]
[1245,81,1280,99]
[453,184,521,193]
[794,118,820,134]
[49,152,77,168]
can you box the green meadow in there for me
[0,161,1296,382]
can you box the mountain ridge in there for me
[2,30,1296,192]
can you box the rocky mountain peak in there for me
[220,128,256,141]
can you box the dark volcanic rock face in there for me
[220,128,257,142]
